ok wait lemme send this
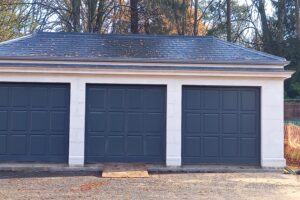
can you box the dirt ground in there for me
[0,171,299,200]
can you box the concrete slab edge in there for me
[0,165,283,173]
[147,167,283,173]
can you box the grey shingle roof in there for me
[0,32,288,65]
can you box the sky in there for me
[242,0,274,15]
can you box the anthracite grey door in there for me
[182,86,260,165]
[0,83,70,163]
[85,85,166,163]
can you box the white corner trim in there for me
[166,157,182,167]
[68,156,85,166]
[166,83,182,167]
[68,80,86,166]
[261,158,286,168]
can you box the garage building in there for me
[0,32,292,167]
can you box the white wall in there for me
[0,70,289,168]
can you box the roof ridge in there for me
[213,37,287,62]
[0,34,34,46]
[35,31,213,39]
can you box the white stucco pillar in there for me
[68,80,86,166]
[166,82,182,166]
[261,79,286,167]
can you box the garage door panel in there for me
[88,88,106,110]
[0,87,9,106]
[203,137,219,157]
[50,88,68,108]
[203,90,220,110]
[203,114,219,133]
[86,137,105,156]
[145,136,161,156]
[183,86,260,165]
[109,89,125,110]
[127,136,143,156]
[30,135,47,155]
[12,87,29,107]
[240,114,256,134]
[127,89,143,109]
[30,87,48,108]
[185,113,201,133]
[106,136,125,156]
[144,89,165,110]
[222,137,238,157]
[0,111,8,130]
[222,90,239,110]
[89,112,106,132]
[49,135,66,156]
[31,111,49,131]
[240,138,257,157]
[11,111,28,131]
[222,114,238,134]
[108,112,125,133]
[127,113,143,132]
[184,137,201,157]
[144,113,163,133]
[241,91,257,111]
[184,89,201,110]
[0,83,69,163]
[9,135,27,155]
[50,112,67,132]
[0,135,6,154]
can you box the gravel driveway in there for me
[0,171,299,200]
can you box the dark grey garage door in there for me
[85,85,166,163]
[0,83,70,163]
[182,86,260,165]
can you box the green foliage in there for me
[250,0,300,99]
[204,0,249,43]
[0,0,27,42]
[280,36,300,99]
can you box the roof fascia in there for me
[0,59,287,69]
[0,57,290,66]
[0,66,294,79]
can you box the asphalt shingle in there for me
[0,32,288,65]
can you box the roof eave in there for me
[0,56,290,66]
[0,61,291,72]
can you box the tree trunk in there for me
[257,0,273,53]
[193,0,198,36]
[226,0,232,42]
[71,0,81,32]
[296,0,300,39]
[277,0,286,54]
[86,0,97,33]
[95,0,105,33]
[130,0,139,34]
[111,0,118,33]
[277,0,286,42]
[182,0,187,35]
[144,19,150,34]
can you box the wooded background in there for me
[0,0,299,99]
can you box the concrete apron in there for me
[0,163,283,173]
[102,164,149,178]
